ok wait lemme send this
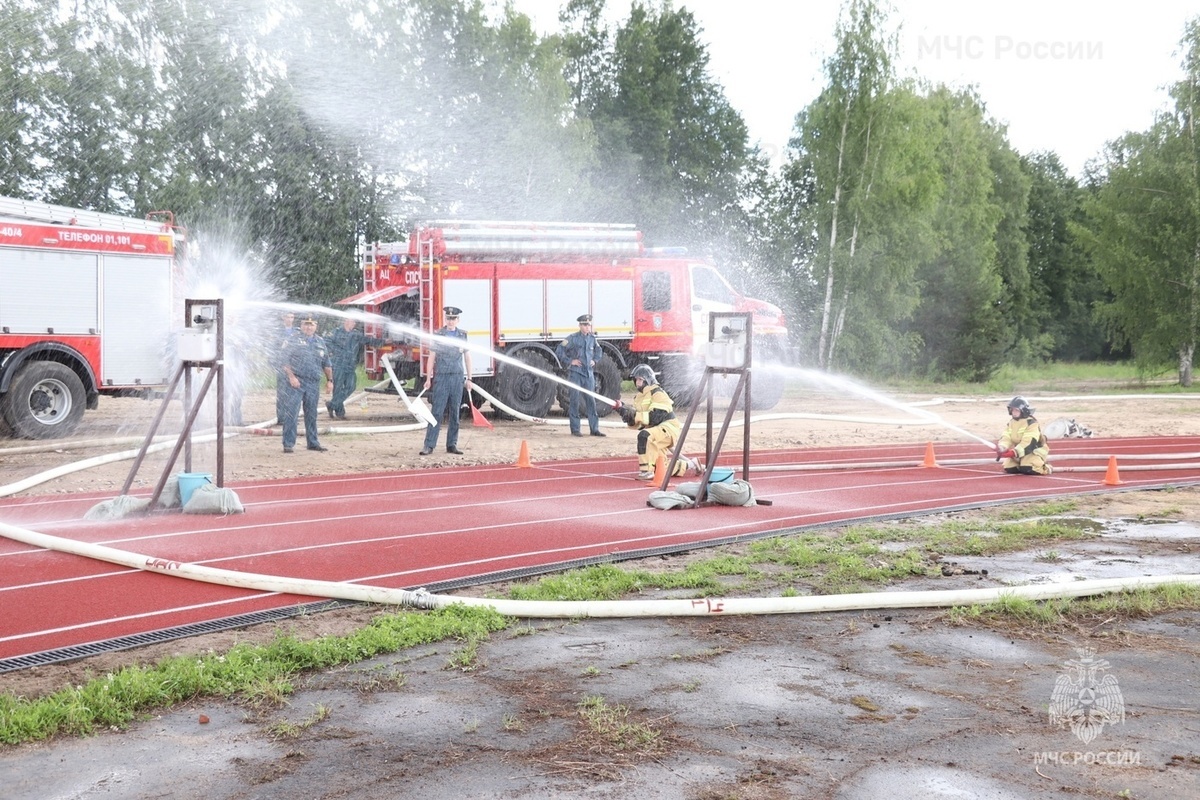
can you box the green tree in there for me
[0,0,171,211]
[565,1,752,252]
[904,87,1020,381]
[788,0,898,369]
[1084,18,1200,385]
[784,1,947,373]
[1022,152,1108,361]
[0,1,49,196]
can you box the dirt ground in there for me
[2,385,1200,798]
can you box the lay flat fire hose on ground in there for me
[3,519,1199,619]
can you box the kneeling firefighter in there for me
[616,365,700,480]
[996,396,1051,475]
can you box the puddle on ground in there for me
[946,517,1200,585]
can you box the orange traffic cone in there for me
[646,455,666,487]
[516,440,532,469]
[922,442,939,468]
[1103,455,1122,485]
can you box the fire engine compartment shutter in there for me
[0,249,98,334]
[103,254,172,385]
[498,279,544,342]
[546,280,588,337]
[442,278,492,377]
[592,280,634,336]
[335,285,418,306]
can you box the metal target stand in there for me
[661,311,772,507]
[121,298,227,508]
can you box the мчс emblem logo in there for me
[1049,647,1125,745]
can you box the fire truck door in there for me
[688,263,738,356]
[441,278,492,377]
[632,264,691,354]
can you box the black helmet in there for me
[629,364,657,385]
[1007,396,1033,418]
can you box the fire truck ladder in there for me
[0,195,173,233]
[417,232,437,369]
[426,220,642,259]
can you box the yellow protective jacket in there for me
[630,383,679,431]
[999,416,1050,461]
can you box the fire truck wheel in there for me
[497,348,556,419]
[1,361,87,439]
[660,358,698,409]
[592,359,621,417]
[749,367,786,410]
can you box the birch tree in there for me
[790,0,896,369]
[1085,18,1200,386]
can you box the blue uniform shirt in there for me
[327,327,381,372]
[431,327,468,377]
[283,334,331,379]
[556,330,602,379]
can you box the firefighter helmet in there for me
[629,364,657,385]
[1007,396,1033,418]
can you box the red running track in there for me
[2,436,1198,665]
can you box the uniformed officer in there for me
[326,316,384,419]
[272,310,295,424]
[555,313,606,437]
[420,306,472,455]
[281,315,333,453]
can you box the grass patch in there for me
[0,604,507,746]
[268,703,330,740]
[948,583,1200,628]
[504,508,1107,598]
[887,361,1191,395]
[504,559,759,601]
[577,695,664,752]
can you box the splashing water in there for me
[211,288,994,450]
[177,239,285,427]
[758,362,997,451]
[240,301,616,407]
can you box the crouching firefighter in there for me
[616,365,700,480]
[996,396,1051,475]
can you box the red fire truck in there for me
[0,195,182,439]
[337,221,788,418]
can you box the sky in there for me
[505,1,1198,177]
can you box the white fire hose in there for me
[2,520,1198,619]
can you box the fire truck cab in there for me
[338,221,788,419]
[0,195,180,439]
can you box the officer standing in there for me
[281,315,333,453]
[556,313,606,437]
[326,316,384,419]
[272,310,296,424]
[420,306,472,455]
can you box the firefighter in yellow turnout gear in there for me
[616,365,700,480]
[996,396,1051,475]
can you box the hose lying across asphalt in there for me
[3,392,1199,621]
[2,519,1198,618]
